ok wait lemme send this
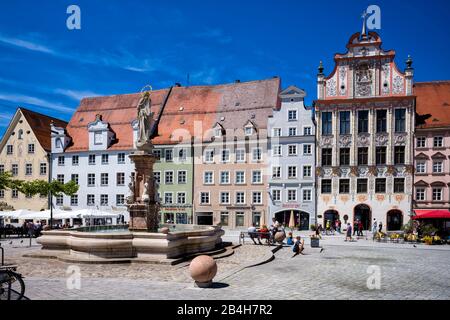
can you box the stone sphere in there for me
[274,231,286,243]
[160,227,170,234]
[189,255,217,283]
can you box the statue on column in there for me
[136,88,153,150]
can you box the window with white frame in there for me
[118,153,126,164]
[87,194,95,206]
[235,192,245,204]
[245,127,253,136]
[303,144,312,155]
[204,149,214,163]
[303,126,312,136]
[416,161,426,174]
[154,172,161,184]
[164,192,173,204]
[288,110,298,121]
[72,156,79,166]
[220,212,229,226]
[0,189,4,199]
[177,192,186,204]
[272,145,282,156]
[153,150,161,160]
[220,171,230,184]
[56,195,63,206]
[28,144,35,154]
[252,148,262,162]
[6,145,13,155]
[25,163,32,176]
[94,132,103,144]
[252,191,262,204]
[287,189,297,202]
[432,188,443,201]
[71,195,78,206]
[433,161,443,173]
[303,165,312,178]
[12,189,18,198]
[178,148,187,161]
[88,154,96,165]
[252,170,262,184]
[101,173,109,186]
[165,149,173,162]
[100,194,108,206]
[200,192,210,204]
[220,192,230,204]
[288,166,297,179]
[71,174,79,185]
[165,171,174,184]
[434,137,444,148]
[288,127,297,136]
[58,156,65,166]
[116,172,125,186]
[272,166,281,179]
[116,194,125,206]
[11,164,18,176]
[235,149,246,162]
[273,128,281,137]
[87,173,95,186]
[416,137,426,148]
[288,145,297,156]
[416,188,426,201]
[303,189,312,201]
[57,174,64,183]
[272,189,281,202]
[101,154,109,164]
[178,171,187,184]
[235,171,245,184]
[203,171,214,184]
[221,149,230,163]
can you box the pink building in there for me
[414,81,450,211]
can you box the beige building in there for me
[0,108,67,211]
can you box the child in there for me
[286,232,294,245]
[292,236,305,258]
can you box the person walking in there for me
[291,236,305,258]
[353,220,358,236]
[345,223,352,241]
[372,218,378,240]
[378,221,383,233]
[358,220,363,237]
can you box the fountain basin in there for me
[36,225,224,263]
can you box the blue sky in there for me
[0,0,449,137]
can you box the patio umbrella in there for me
[289,210,295,229]
[260,210,266,227]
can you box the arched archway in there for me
[323,210,339,227]
[274,210,310,230]
[387,210,403,231]
[354,204,371,230]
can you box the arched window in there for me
[18,129,23,140]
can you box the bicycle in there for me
[0,246,25,300]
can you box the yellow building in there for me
[0,108,67,211]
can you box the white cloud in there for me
[0,34,55,54]
[0,93,74,113]
[53,89,102,101]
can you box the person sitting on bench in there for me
[248,223,262,245]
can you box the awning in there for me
[413,209,450,220]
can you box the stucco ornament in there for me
[136,87,153,150]
[126,177,135,204]
[142,182,150,203]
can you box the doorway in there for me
[323,210,339,227]
[354,204,371,230]
[387,210,403,231]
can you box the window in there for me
[200,192,210,204]
[154,172,161,184]
[235,149,245,162]
[303,189,312,201]
[416,188,426,201]
[321,179,332,193]
[57,174,64,183]
[118,153,126,164]
[164,192,173,204]
[394,178,405,193]
[153,150,161,160]
[214,128,222,137]
[101,154,109,164]
[28,144,35,154]
[358,148,368,166]
[71,174,79,185]
[339,179,350,194]
[100,194,108,206]
[220,192,230,204]
[94,132,103,144]
[116,172,125,186]
[6,145,13,155]
[288,145,297,156]
[178,171,187,184]
[303,144,312,155]
[416,162,426,174]
[0,189,4,199]
[116,194,125,206]
[235,171,245,184]
[394,109,406,133]
[178,149,187,161]
[87,194,95,206]
[220,212,229,226]
[376,147,386,165]
[252,192,262,204]
[245,127,254,136]
[165,149,173,162]
[288,166,297,179]
[18,129,23,140]
[72,156,79,166]
[358,110,369,133]
[11,164,18,176]
[433,161,443,173]
[376,110,387,133]
[434,137,444,148]
[322,148,332,166]
[71,195,78,206]
[272,190,281,202]
[272,167,281,179]
[375,178,386,193]
[394,146,405,165]
[236,212,245,227]
[273,128,281,137]
[322,112,332,135]
[236,192,245,204]
[416,137,426,148]
[88,154,96,165]
[303,165,312,178]
[432,188,443,201]
[12,189,18,198]
[101,173,109,186]
[288,110,298,121]
[219,171,229,184]
[252,170,262,184]
[288,127,297,136]
[56,195,63,206]
[25,163,32,176]
[287,189,297,202]
[252,148,262,162]
[273,145,282,156]
[357,179,368,193]
[0,165,4,174]
[221,149,230,163]
[204,149,214,163]
[303,127,312,136]
[58,156,65,166]
[204,171,214,184]
[339,111,350,135]
[340,148,350,166]
[87,173,95,186]
[165,171,174,184]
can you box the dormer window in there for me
[94,132,103,145]
[212,123,224,138]
[245,127,253,136]
[88,114,115,151]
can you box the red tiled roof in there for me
[415,81,450,129]
[20,108,68,152]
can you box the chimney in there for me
[235,80,241,83]
[175,83,182,87]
